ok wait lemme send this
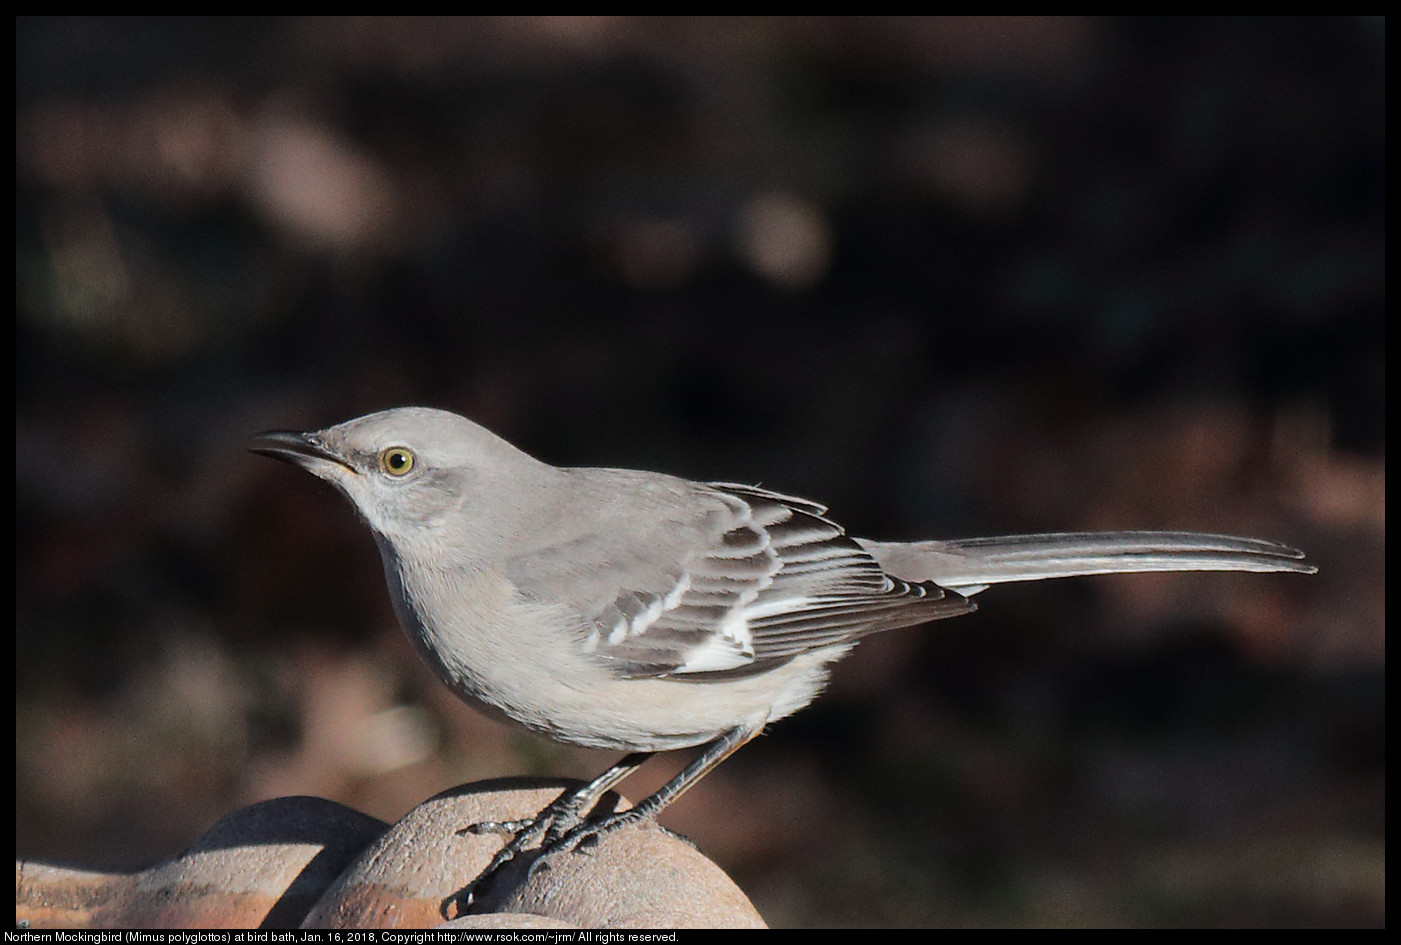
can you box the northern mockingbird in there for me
[252,406,1314,886]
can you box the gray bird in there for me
[251,407,1314,886]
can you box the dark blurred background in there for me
[16,17,1382,928]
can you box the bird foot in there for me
[456,784,627,910]
[454,802,650,916]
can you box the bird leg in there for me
[530,722,763,863]
[461,749,652,869]
[460,722,763,912]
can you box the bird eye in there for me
[379,446,415,477]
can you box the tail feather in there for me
[857,531,1315,595]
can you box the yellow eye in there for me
[379,446,415,477]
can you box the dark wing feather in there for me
[582,482,973,679]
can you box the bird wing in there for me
[507,478,972,680]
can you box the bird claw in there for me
[459,795,595,905]
[460,803,646,912]
[546,806,644,857]
[475,815,553,874]
[459,816,535,837]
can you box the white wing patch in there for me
[671,632,750,672]
[670,595,817,674]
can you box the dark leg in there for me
[541,721,763,859]
[453,750,655,914]
[463,750,654,868]
[459,722,763,912]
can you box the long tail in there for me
[856,532,1315,595]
